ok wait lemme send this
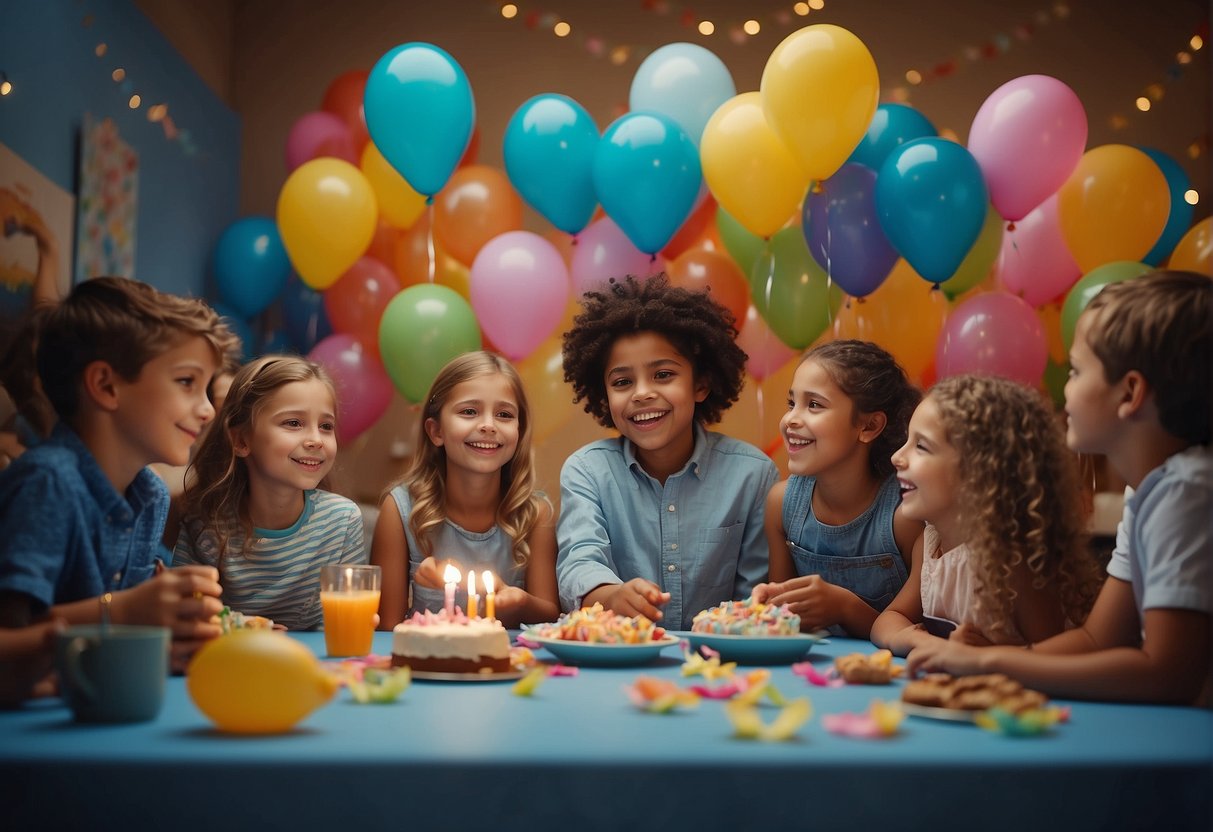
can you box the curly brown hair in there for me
[930,374,1102,629]
[562,274,747,428]
[802,340,921,479]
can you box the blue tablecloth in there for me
[1,631,1209,831]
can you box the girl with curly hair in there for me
[753,341,923,637]
[175,356,366,630]
[557,275,778,630]
[872,374,1101,654]
[370,351,558,629]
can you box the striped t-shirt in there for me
[173,489,366,630]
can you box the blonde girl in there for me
[371,351,558,629]
[872,374,1102,654]
[754,340,923,637]
[175,356,366,629]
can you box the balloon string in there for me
[822,182,837,333]
[425,201,436,284]
[759,239,776,453]
[755,382,766,457]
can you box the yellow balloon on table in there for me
[1057,145,1170,274]
[761,24,879,183]
[187,630,337,734]
[700,92,809,239]
[1168,216,1213,276]
[361,142,426,230]
[277,158,378,290]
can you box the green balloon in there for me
[939,203,1004,299]
[379,284,482,403]
[1042,355,1069,409]
[750,227,844,350]
[716,205,765,277]
[1060,261,1151,352]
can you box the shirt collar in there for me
[623,422,710,482]
[51,422,162,521]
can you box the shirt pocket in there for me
[788,543,906,612]
[690,522,745,593]
[120,561,157,590]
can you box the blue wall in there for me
[0,0,240,299]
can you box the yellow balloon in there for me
[361,143,426,230]
[761,24,879,182]
[187,630,337,734]
[701,92,809,238]
[1057,145,1170,274]
[1169,216,1213,276]
[277,158,378,290]
[516,334,574,443]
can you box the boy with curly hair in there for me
[558,275,778,630]
[908,270,1212,704]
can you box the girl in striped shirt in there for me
[174,356,365,629]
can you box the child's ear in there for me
[423,417,444,447]
[857,411,888,444]
[694,379,710,404]
[81,360,120,412]
[1117,370,1150,420]
[230,427,250,458]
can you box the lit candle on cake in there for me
[443,563,460,617]
[467,569,479,619]
[482,570,495,621]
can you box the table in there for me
[1,632,1209,831]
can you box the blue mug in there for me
[55,625,169,723]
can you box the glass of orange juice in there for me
[319,565,381,657]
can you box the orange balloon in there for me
[832,259,948,385]
[459,127,481,169]
[1169,216,1213,276]
[516,335,574,443]
[662,195,717,261]
[321,70,371,154]
[1058,145,1170,273]
[432,165,524,266]
[1037,301,1067,365]
[367,219,405,273]
[544,228,578,268]
[392,211,471,295]
[666,247,749,328]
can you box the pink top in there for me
[919,524,1025,646]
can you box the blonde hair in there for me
[388,351,540,567]
[183,355,336,559]
[930,374,1101,628]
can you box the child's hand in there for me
[599,579,670,622]
[493,586,528,612]
[751,581,778,604]
[756,575,842,631]
[113,565,224,639]
[413,557,445,589]
[0,618,64,707]
[949,622,993,647]
[906,638,983,678]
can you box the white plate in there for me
[900,702,979,723]
[677,631,824,665]
[410,669,527,683]
[522,633,680,667]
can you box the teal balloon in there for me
[1060,261,1151,351]
[716,206,764,276]
[848,103,937,172]
[749,227,844,350]
[593,111,701,255]
[876,138,989,284]
[378,284,481,403]
[503,94,599,235]
[1140,147,1194,266]
[210,303,254,361]
[213,217,291,318]
[364,43,475,197]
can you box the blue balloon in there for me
[210,303,255,361]
[628,42,736,145]
[876,138,989,284]
[848,104,937,172]
[803,163,898,297]
[212,217,291,318]
[280,275,332,353]
[503,94,599,235]
[364,42,475,197]
[1139,147,1194,266]
[592,112,702,255]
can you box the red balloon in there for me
[321,70,371,154]
[458,127,481,169]
[662,194,716,260]
[666,247,748,329]
[323,257,401,358]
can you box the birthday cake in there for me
[391,609,511,674]
[691,597,801,636]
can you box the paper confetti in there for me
[725,697,812,741]
[624,676,700,713]
[821,700,905,738]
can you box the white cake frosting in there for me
[391,609,510,671]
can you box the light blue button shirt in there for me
[557,424,778,631]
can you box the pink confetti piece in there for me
[689,683,743,699]
[793,661,844,687]
[515,635,541,649]
[547,664,579,677]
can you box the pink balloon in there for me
[308,334,393,443]
[736,305,796,381]
[936,292,1047,386]
[285,112,359,172]
[996,194,1081,307]
[570,217,663,297]
[967,75,1087,222]
[470,231,570,361]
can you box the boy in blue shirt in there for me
[908,270,1211,704]
[0,277,234,671]
[558,275,778,631]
